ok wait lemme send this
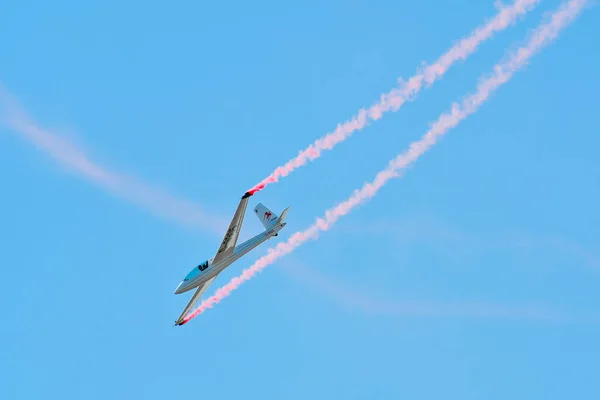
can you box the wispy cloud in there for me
[281,260,570,322]
[183,0,589,324]
[338,215,600,271]
[0,85,223,233]
[248,0,542,194]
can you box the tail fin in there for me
[254,203,280,230]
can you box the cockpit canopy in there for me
[183,260,209,281]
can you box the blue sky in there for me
[1,0,599,398]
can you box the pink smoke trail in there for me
[247,0,542,195]
[0,87,223,233]
[182,0,588,324]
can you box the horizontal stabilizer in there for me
[277,207,290,223]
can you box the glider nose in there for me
[174,281,186,294]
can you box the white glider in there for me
[173,191,289,325]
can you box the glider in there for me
[173,191,289,325]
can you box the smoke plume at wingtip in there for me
[184,0,588,323]
[248,0,543,195]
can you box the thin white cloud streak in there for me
[339,217,600,271]
[248,0,543,194]
[184,0,589,323]
[0,86,223,233]
[282,261,568,322]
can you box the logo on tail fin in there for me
[264,211,272,221]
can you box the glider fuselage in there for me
[174,221,285,294]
